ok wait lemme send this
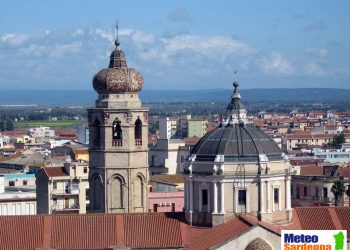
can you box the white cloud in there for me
[304,48,330,58]
[304,63,328,77]
[1,33,27,46]
[256,52,295,76]
[157,35,253,65]
[130,30,156,46]
[72,28,84,37]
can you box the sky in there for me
[0,0,349,90]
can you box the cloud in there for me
[0,24,347,90]
[304,63,328,77]
[162,27,189,38]
[304,48,330,59]
[159,35,253,62]
[167,8,192,22]
[303,21,328,31]
[72,28,84,37]
[256,52,295,76]
[1,33,27,47]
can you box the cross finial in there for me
[115,18,120,47]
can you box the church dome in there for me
[190,81,283,163]
[93,39,144,94]
[245,238,273,250]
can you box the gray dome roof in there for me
[191,124,283,162]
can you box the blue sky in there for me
[0,0,349,90]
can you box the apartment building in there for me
[36,162,89,214]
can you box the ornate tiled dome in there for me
[93,39,144,94]
[245,238,273,250]
[190,81,283,162]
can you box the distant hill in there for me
[0,88,349,105]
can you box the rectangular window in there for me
[202,189,208,205]
[304,187,307,196]
[53,182,57,189]
[315,187,319,198]
[323,187,328,198]
[274,188,279,204]
[291,185,294,196]
[238,190,246,205]
[23,180,27,186]
[9,181,15,187]
[296,186,300,199]
[83,167,88,174]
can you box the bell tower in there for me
[88,23,149,213]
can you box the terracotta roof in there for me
[0,216,46,250]
[294,207,342,231]
[299,164,324,176]
[150,174,185,184]
[182,217,252,250]
[43,167,69,177]
[124,213,182,249]
[0,213,183,250]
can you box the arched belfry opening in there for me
[112,118,122,146]
[135,118,142,146]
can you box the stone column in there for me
[286,176,291,210]
[184,180,188,211]
[189,178,193,212]
[199,186,202,212]
[207,190,211,213]
[246,187,250,213]
[259,179,265,214]
[266,180,271,213]
[234,187,238,213]
[279,187,282,211]
[212,182,218,214]
[219,181,225,214]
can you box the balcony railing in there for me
[135,139,142,146]
[112,139,122,147]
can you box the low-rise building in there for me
[313,148,350,164]
[148,139,187,174]
[0,175,36,215]
[36,162,89,214]
[29,126,55,138]
[187,119,208,138]
[291,164,350,207]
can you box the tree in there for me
[5,120,14,131]
[346,184,350,204]
[331,180,346,206]
[329,133,346,148]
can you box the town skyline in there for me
[0,0,349,90]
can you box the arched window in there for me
[111,175,124,209]
[134,174,144,207]
[93,119,100,149]
[135,118,142,146]
[113,118,122,139]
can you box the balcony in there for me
[112,139,122,147]
[135,139,142,146]
[51,183,79,196]
[51,204,80,214]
